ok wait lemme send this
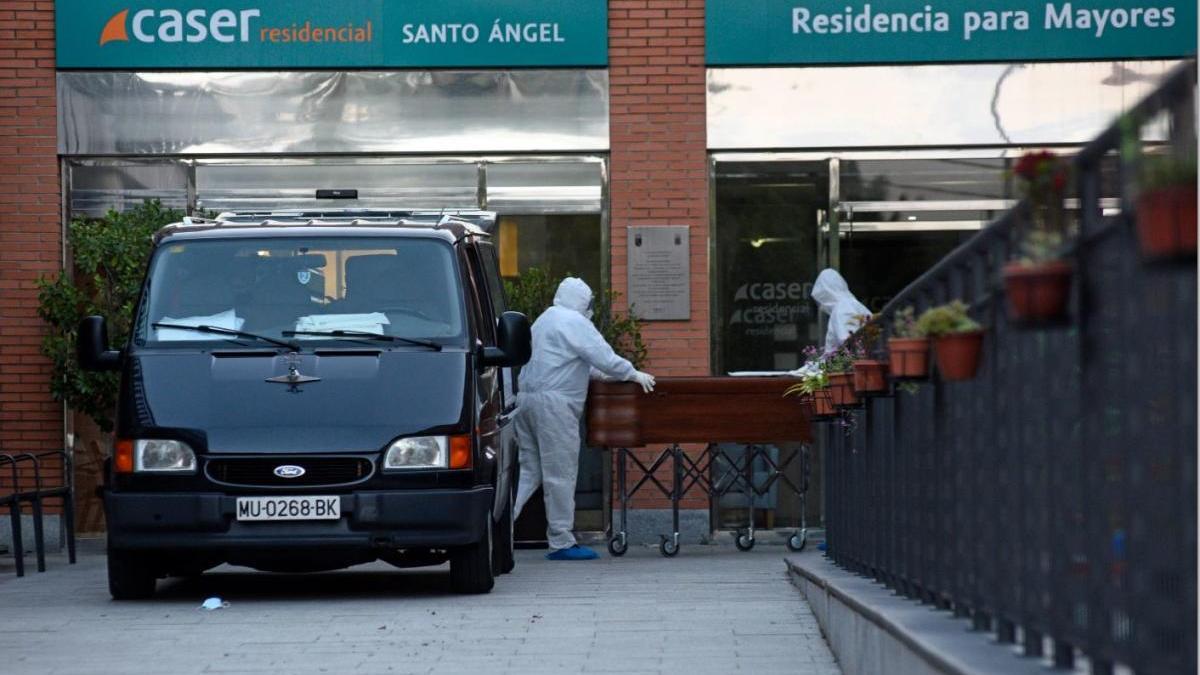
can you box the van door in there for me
[463,243,512,517]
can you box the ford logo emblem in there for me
[273,465,306,479]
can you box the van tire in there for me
[494,494,515,575]
[450,509,494,594]
[108,549,156,600]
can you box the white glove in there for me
[633,371,656,393]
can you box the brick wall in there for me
[0,0,62,492]
[608,0,709,508]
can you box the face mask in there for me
[585,297,595,320]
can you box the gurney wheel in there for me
[659,537,679,558]
[607,537,628,557]
[735,532,755,552]
[787,532,807,553]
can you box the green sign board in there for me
[56,0,607,69]
[707,1,1197,65]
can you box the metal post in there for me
[9,501,23,577]
[744,445,755,545]
[64,490,76,565]
[672,445,681,549]
[31,495,45,573]
[618,448,628,548]
[1052,640,1074,669]
[997,619,1016,644]
[1023,628,1044,658]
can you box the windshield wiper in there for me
[151,323,300,351]
[282,329,442,351]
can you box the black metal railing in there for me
[1,450,77,577]
[821,61,1196,675]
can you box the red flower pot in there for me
[1137,186,1197,259]
[1002,260,1072,323]
[812,388,835,417]
[797,394,815,420]
[828,372,860,407]
[888,337,930,379]
[852,360,888,394]
[933,330,985,382]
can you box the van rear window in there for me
[134,237,465,346]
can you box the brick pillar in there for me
[0,1,62,487]
[608,0,710,534]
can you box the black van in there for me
[77,210,531,598]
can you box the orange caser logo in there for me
[99,9,129,46]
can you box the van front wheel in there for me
[107,549,157,600]
[450,509,495,594]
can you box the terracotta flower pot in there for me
[933,330,985,382]
[1137,186,1197,259]
[888,337,930,379]
[812,388,835,417]
[796,393,815,419]
[828,372,860,407]
[1002,260,1072,323]
[852,360,888,394]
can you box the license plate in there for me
[236,496,340,521]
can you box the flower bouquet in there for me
[1003,150,1074,324]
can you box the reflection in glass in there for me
[713,161,827,374]
[709,60,1182,150]
[59,70,610,156]
[496,214,603,293]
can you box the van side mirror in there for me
[481,311,531,367]
[78,316,122,372]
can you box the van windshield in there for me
[134,236,466,347]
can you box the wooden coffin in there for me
[586,377,812,448]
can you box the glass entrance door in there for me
[712,160,831,374]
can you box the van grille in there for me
[206,456,374,487]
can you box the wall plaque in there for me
[627,226,690,321]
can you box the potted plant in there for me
[823,341,864,407]
[1003,150,1073,324]
[849,315,888,395]
[1136,153,1197,260]
[784,361,834,419]
[915,301,985,382]
[887,306,929,379]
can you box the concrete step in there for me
[786,553,1072,675]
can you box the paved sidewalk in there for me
[0,541,840,675]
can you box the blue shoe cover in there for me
[546,545,600,561]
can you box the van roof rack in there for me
[159,209,497,240]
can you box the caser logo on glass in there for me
[99,7,374,46]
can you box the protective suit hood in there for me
[553,277,593,318]
[811,268,871,354]
[811,269,851,315]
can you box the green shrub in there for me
[36,201,183,431]
[502,266,559,321]
[503,267,649,370]
[914,301,981,338]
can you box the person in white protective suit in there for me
[811,268,871,355]
[514,277,656,560]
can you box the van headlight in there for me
[383,436,447,471]
[135,439,197,473]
